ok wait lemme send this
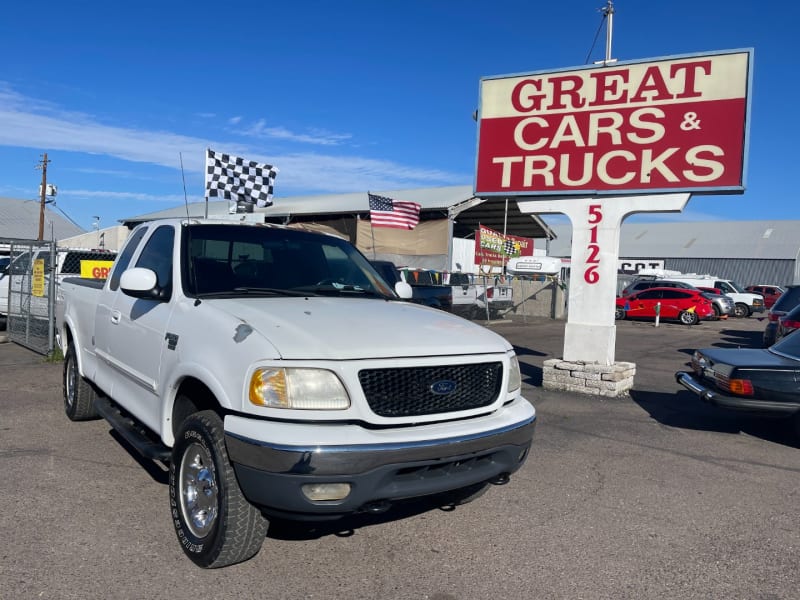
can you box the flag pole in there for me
[204,148,209,219]
[502,198,509,278]
[368,191,377,259]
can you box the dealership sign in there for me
[475,50,752,197]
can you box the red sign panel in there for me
[474,225,534,267]
[475,50,752,196]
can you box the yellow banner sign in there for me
[80,260,115,279]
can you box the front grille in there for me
[358,362,503,417]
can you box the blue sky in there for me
[0,0,796,233]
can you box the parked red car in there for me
[615,287,715,325]
[745,285,784,309]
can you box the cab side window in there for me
[109,227,148,291]
[715,281,734,294]
[135,226,175,300]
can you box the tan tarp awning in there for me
[355,219,450,256]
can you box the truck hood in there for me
[204,297,511,360]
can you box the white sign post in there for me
[474,49,751,396]
[517,193,689,364]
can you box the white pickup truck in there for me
[448,272,514,319]
[56,218,536,568]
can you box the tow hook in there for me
[490,473,511,486]
[359,500,392,514]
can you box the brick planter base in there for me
[542,359,636,397]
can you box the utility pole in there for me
[36,153,50,240]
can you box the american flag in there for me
[368,193,421,229]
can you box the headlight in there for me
[249,367,350,409]
[507,354,522,393]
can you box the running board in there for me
[94,397,171,462]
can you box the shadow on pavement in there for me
[630,388,800,449]
[265,485,502,541]
[513,344,546,386]
[712,327,764,349]
[108,429,170,485]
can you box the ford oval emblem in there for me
[430,380,457,395]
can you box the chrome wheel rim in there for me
[179,442,219,538]
[65,354,76,409]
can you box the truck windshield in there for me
[183,224,395,299]
[717,281,745,294]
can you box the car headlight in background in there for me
[249,367,350,409]
[508,354,522,393]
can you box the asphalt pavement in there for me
[1,315,798,600]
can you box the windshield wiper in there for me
[196,287,319,298]
[294,283,389,298]
[234,287,321,297]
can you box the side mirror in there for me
[120,267,161,299]
[394,281,413,299]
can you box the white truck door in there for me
[103,225,176,432]
[94,227,149,397]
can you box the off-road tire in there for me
[63,344,99,421]
[733,303,750,318]
[169,409,267,568]
[679,310,699,325]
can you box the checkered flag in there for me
[503,239,516,256]
[205,149,278,208]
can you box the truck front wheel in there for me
[733,303,750,318]
[169,409,267,568]
[63,344,99,421]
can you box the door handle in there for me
[110,310,121,324]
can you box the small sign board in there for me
[475,49,752,197]
[32,259,45,297]
[474,225,534,267]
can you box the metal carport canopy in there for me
[260,185,556,240]
[119,185,557,241]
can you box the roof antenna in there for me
[179,152,190,219]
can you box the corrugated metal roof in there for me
[0,196,85,241]
[120,185,556,240]
[543,220,800,260]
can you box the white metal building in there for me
[543,220,800,287]
[0,196,85,252]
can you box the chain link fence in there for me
[2,240,57,354]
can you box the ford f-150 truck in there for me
[56,218,536,568]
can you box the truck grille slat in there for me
[358,362,503,417]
